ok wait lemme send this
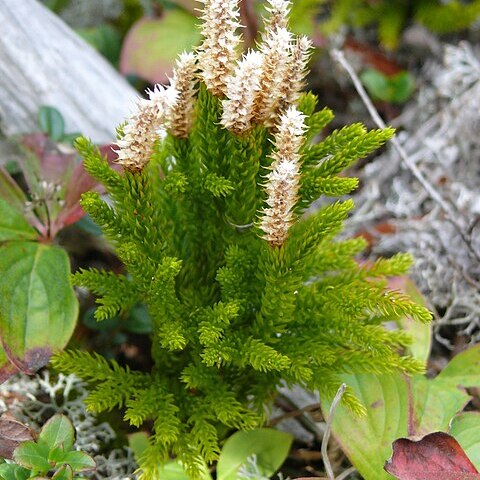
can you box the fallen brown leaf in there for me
[0,412,35,459]
[385,431,480,480]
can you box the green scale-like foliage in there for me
[52,89,431,479]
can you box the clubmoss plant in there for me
[51,0,432,478]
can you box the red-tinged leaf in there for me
[55,205,87,232]
[59,163,98,226]
[63,145,119,212]
[0,412,36,459]
[344,37,403,75]
[120,11,201,84]
[21,134,76,186]
[56,144,119,232]
[385,432,480,480]
[0,358,19,384]
[173,0,197,14]
[355,220,397,247]
[98,143,118,164]
[0,242,78,375]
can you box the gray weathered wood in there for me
[0,0,138,144]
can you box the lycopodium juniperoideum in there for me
[52,1,432,478]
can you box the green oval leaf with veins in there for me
[450,412,480,470]
[60,451,95,473]
[322,373,409,480]
[39,415,75,452]
[0,199,37,243]
[13,441,50,472]
[0,242,78,373]
[216,428,293,480]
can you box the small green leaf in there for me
[153,461,212,480]
[322,373,408,480]
[124,305,152,334]
[49,447,67,463]
[0,198,37,243]
[389,72,415,103]
[74,216,103,237]
[0,167,27,214]
[0,243,78,374]
[127,432,149,462]
[361,69,414,104]
[0,464,29,480]
[13,441,50,472]
[52,464,73,480]
[155,462,189,480]
[0,464,15,480]
[38,106,65,142]
[39,415,75,452]
[82,308,119,331]
[77,25,121,65]
[61,451,95,473]
[216,428,293,480]
[13,466,31,480]
[436,344,480,387]
[361,69,390,101]
[450,412,480,470]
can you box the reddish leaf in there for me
[120,11,201,84]
[385,432,480,480]
[98,143,118,164]
[21,133,75,185]
[56,143,119,232]
[355,220,397,247]
[0,412,36,459]
[173,0,197,14]
[0,360,19,384]
[344,37,402,76]
[57,163,98,231]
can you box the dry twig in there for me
[321,383,346,480]
[331,49,480,263]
